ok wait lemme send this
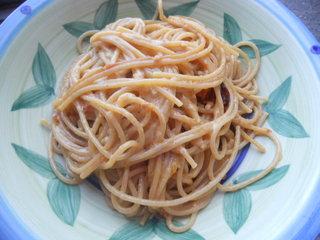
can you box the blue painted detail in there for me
[20,5,32,15]
[221,144,250,184]
[311,45,320,55]
[87,174,102,191]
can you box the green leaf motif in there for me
[109,220,155,240]
[268,110,309,138]
[240,39,281,58]
[135,0,157,20]
[11,43,56,111]
[264,77,292,113]
[94,0,118,30]
[235,165,290,191]
[154,219,205,240]
[47,178,81,226]
[165,0,199,17]
[223,13,242,45]
[32,43,56,88]
[12,143,56,179]
[223,189,252,234]
[11,85,54,111]
[63,21,96,37]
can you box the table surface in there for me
[281,0,320,41]
[0,0,319,239]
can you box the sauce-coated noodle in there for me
[49,0,282,232]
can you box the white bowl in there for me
[0,0,320,239]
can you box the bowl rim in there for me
[0,0,319,239]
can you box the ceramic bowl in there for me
[0,0,320,239]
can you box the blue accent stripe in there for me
[221,144,250,184]
[0,191,39,240]
[0,1,52,239]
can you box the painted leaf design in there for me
[234,165,290,191]
[135,0,157,20]
[11,85,54,111]
[223,13,242,45]
[268,110,309,138]
[264,77,292,113]
[154,219,204,240]
[12,143,56,179]
[109,220,155,240]
[240,39,281,58]
[223,189,252,233]
[47,178,81,226]
[63,21,96,37]
[165,0,199,17]
[32,43,56,88]
[94,0,118,30]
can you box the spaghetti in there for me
[49,0,282,232]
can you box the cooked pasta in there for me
[49,0,282,232]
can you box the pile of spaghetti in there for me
[49,0,281,232]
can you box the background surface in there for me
[281,0,320,41]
